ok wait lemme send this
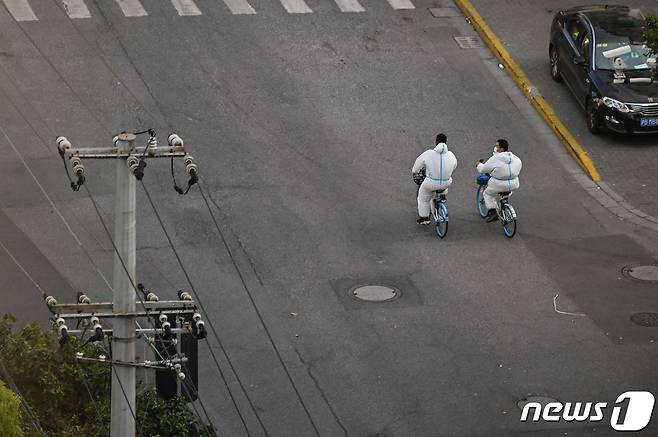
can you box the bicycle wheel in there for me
[500,204,517,238]
[476,186,488,218]
[434,201,448,238]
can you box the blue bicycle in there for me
[415,179,449,238]
[476,174,517,238]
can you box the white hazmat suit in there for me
[412,143,458,217]
[476,150,522,211]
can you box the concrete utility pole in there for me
[47,131,207,437]
[111,132,138,437]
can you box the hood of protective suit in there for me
[434,143,448,154]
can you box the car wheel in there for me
[586,98,602,134]
[549,46,562,82]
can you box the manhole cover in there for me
[517,396,559,410]
[622,264,658,282]
[630,312,658,327]
[350,285,400,302]
[454,36,483,49]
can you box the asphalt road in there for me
[470,0,658,219]
[0,1,657,436]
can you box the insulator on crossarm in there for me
[183,154,194,166]
[44,295,58,309]
[77,292,91,304]
[168,133,184,148]
[56,317,68,345]
[56,136,71,155]
[177,290,192,301]
[146,292,159,302]
[73,163,85,178]
[185,163,198,177]
[192,313,206,339]
[173,363,185,380]
[147,134,158,151]
[196,320,206,339]
[127,155,139,172]
[89,316,104,342]
[159,314,172,339]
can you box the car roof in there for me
[562,5,645,42]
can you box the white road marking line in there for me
[279,0,311,14]
[3,0,38,21]
[115,0,147,17]
[61,0,91,19]
[170,0,201,16]
[386,0,414,10]
[221,0,255,15]
[333,0,364,13]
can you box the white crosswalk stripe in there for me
[333,0,364,13]
[3,0,38,21]
[221,0,256,15]
[170,0,201,16]
[3,0,416,20]
[386,0,414,10]
[279,0,311,14]
[115,0,147,17]
[61,0,91,19]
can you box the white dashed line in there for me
[3,0,38,21]
[279,0,312,14]
[221,0,256,15]
[170,0,201,16]
[333,0,364,13]
[115,0,148,17]
[386,0,414,10]
[61,0,91,19]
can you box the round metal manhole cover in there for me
[630,312,658,327]
[350,285,400,303]
[517,396,559,410]
[622,264,658,283]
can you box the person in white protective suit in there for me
[412,133,458,225]
[476,139,522,222]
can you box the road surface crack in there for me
[293,347,350,437]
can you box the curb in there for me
[453,0,601,182]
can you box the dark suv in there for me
[549,5,658,134]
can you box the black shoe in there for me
[416,216,431,225]
[485,209,498,223]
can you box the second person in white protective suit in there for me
[476,139,522,222]
[412,133,458,225]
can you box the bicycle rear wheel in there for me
[433,201,448,238]
[476,186,488,218]
[500,204,517,238]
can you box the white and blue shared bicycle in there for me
[476,174,517,238]
[415,171,449,238]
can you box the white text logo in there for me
[520,391,655,432]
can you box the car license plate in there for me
[640,117,658,127]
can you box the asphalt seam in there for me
[450,0,658,234]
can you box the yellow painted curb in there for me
[453,0,602,182]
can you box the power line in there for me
[73,352,111,434]
[0,352,48,436]
[104,341,144,437]
[197,182,322,436]
[81,182,234,435]
[136,323,218,437]
[139,180,266,437]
